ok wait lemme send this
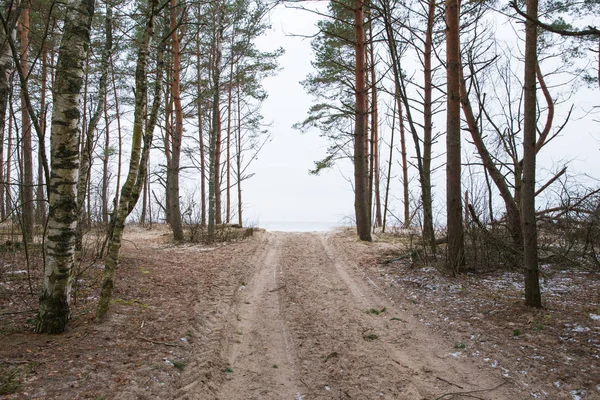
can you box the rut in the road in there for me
[178,232,518,400]
[217,233,300,400]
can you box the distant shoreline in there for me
[255,221,347,232]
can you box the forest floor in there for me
[0,225,599,399]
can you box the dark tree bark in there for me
[236,72,243,227]
[397,93,409,227]
[422,0,436,252]
[368,24,382,228]
[522,0,542,308]
[36,43,48,225]
[208,8,223,238]
[445,0,464,272]
[353,0,371,241]
[101,88,110,225]
[18,0,34,242]
[196,18,206,226]
[167,0,184,240]
[0,0,18,221]
[380,0,434,248]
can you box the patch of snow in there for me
[6,270,27,275]
[296,394,304,400]
[163,358,174,367]
[590,313,600,321]
[572,325,590,333]
[490,360,499,368]
[324,386,331,391]
[570,389,586,400]
[449,352,462,358]
[554,380,562,388]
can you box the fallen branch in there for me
[434,380,507,400]
[0,360,30,365]
[436,376,464,389]
[268,285,286,293]
[138,336,180,347]
[0,309,37,316]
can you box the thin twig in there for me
[268,285,286,293]
[436,376,464,389]
[138,336,180,347]
[0,309,36,316]
[434,380,508,400]
[0,360,30,365]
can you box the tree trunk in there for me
[76,0,112,250]
[208,11,223,237]
[225,40,234,224]
[110,56,122,215]
[0,1,17,221]
[397,93,409,227]
[459,62,523,247]
[164,63,172,225]
[18,1,34,242]
[522,0,542,308]
[368,25,382,228]
[196,24,206,227]
[422,0,436,252]
[36,43,48,225]
[381,0,433,249]
[236,74,243,227]
[97,0,159,320]
[214,93,222,226]
[445,0,464,272]
[353,0,371,242]
[36,0,94,334]
[382,87,395,233]
[167,0,184,241]
[101,88,110,225]
[6,103,11,216]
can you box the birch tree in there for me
[97,0,161,319]
[36,0,94,334]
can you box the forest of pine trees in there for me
[297,0,599,308]
[0,0,598,331]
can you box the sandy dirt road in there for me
[177,232,520,400]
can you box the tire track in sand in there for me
[275,232,519,399]
[216,233,300,400]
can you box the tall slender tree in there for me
[76,0,112,250]
[167,0,184,240]
[522,0,542,308]
[208,4,224,237]
[445,0,464,272]
[18,0,34,242]
[97,0,162,319]
[353,0,371,241]
[0,0,18,222]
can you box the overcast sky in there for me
[244,4,357,229]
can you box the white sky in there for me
[244,4,357,227]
